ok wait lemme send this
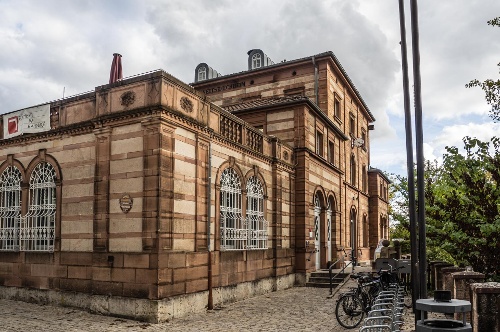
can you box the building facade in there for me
[0,51,389,322]
[192,50,390,268]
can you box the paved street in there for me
[0,270,417,332]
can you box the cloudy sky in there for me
[1,0,499,176]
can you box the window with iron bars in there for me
[246,176,268,249]
[0,162,56,252]
[220,168,268,251]
[0,166,22,251]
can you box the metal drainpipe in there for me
[207,140,213,310]
[312,56,319,105]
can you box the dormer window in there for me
[198,67,207,82]
[252,53,262,69]
[247,49,273,70]
[194,63,221,83]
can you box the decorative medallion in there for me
[119,194,133,213]
[180,96,194,113]
[283,151,289,161]
[120,91,136,107]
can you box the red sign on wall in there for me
[7,116,18,135]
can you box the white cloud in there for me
[433,122,500,151]
[0,0,499,178]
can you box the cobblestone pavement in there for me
[0,269,418,332]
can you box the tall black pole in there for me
[397,0,419,312]
[409,0,427,301]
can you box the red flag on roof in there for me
[109,53,123,84]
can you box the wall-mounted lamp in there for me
[351,137,364,149]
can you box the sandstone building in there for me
[0,50,389,322]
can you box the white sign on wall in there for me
[3,104,51,139]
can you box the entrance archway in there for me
[314,195,321,270]
[326,196,335,264]
[350,208,357,262]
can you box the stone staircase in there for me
[305,269,350,288]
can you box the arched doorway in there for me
[326,203,332,264]
[350,208,357,263]
[314,194,321,270]
[326,196,336,264]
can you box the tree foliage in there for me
[390,138,500,279]
[466,17,500,122]
[390,17,500,279]
[427,137,500,278]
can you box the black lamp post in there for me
[397,0,419,314]
[409,0,428,304]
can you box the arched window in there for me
[0,166,22,251]
[252,53,262,69]
[22,162,56,252]
[362,215,368,247]
[246,176,267,249]
[198,66,207,82]
[350,155,356,186]
[220,168,244,250]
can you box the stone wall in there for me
[471,282,500,332]
[0,70,296,318]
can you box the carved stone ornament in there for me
[283,151,289,161]
[120,91,136,107]
[180,96,194,113]
[119,194,133,213]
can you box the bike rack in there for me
[359,282,406,331]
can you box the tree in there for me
[466,17,500,122]
[389,161,450,259]
[389,138,500,278]
[427,137,500,278]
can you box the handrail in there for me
[328,248,355,296]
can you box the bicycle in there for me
[335,273,381,329]
[334,266,412,329]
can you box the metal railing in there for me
[328,248,361,296]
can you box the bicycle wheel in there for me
[335,294,364,329]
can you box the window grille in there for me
[220,168,245,250]
[252,53,262,69]
[198,67,207,81]
[314,195,321,242]
[246,176,267,249]
[21,162,56,252]
[0,166,22,251]
[326,206,332,243]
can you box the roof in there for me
[222,95,349,141]
[191,51,375,122]
[223,95,306,112]
[368,167,392,184]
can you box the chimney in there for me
[109,53,123,84]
